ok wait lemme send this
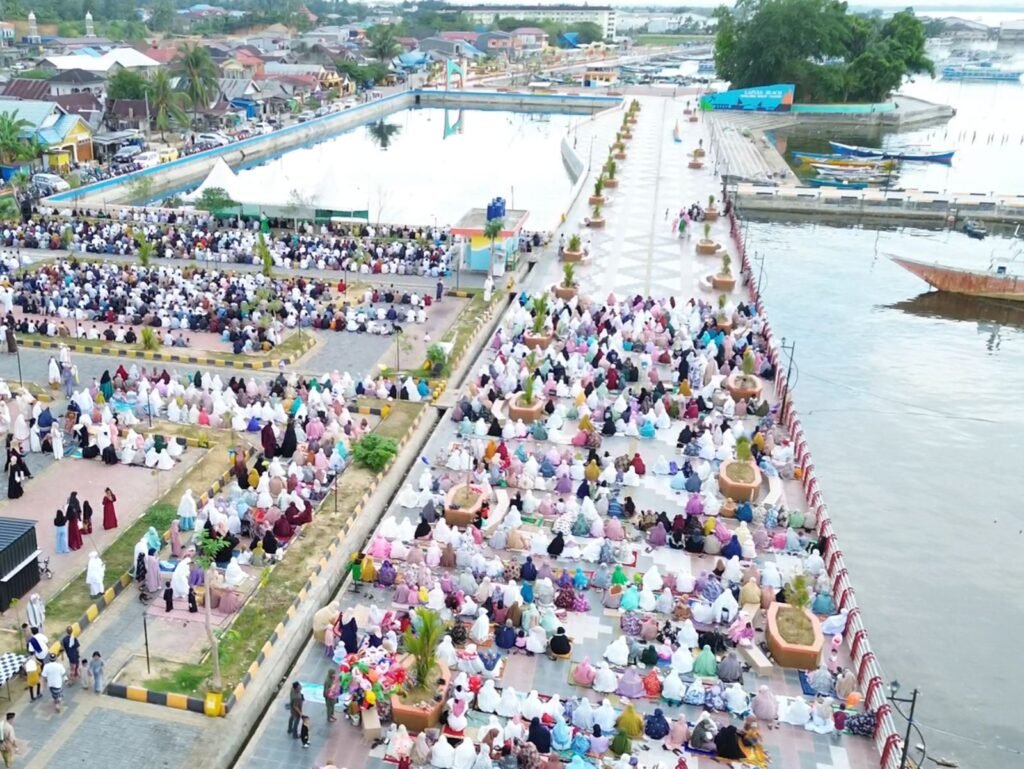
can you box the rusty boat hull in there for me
[890,256,1024,301]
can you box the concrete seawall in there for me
[48,89,621,209]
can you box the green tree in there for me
[566,21,604,43]
[106,68,148,100]
[0,195,19,221]
[402,608,446,689]
[173,43,219,125]
[134,232,154,268]
[150,0,176,32]
[196,186,237,215]
[193,529,230,692]
[147,70,190,140]
[366,24,399,62]
[367,120,400,149]
[256,231,272,277]
[0,111,30,164]
[483,217,503,278]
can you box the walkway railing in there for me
[726,204,905,769]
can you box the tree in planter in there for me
[520,373,536,407]
[530,293,549,336]
[352,434,399,472]
[592,204,603,221]
[134,233,155,269]
[192,529,231,692]
[402,607,446,692]
[708,194,716,210]
[61,227,73,254]
[256,232,273,277]
[568,233,582,253]
[426,343,447,375]
[735,435,752,463]
[605,159,617,180]
[779,574,815,645]
[483,218,503,277]
[741,348,756,378]
[717,293,728,321]
[720,253,732,278]
[562,261,576,290]
[593,176,604,198]
[703,221,712,241]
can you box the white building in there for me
[462,5,616,41]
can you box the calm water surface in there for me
[747,219,1024,768]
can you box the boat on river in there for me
[793,151,896,168]
[829,141,955,164]
[806,178,869,189]
[890,255,1024,300]
[963,219,987,240]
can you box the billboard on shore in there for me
[700,84,795,112]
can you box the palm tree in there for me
[134,233,155,269]
[173,44,219,127]
[193,529,230,693]
[367,120,400,150]
[0,111,30,165]
[402,608,447,690]
[366,25,400,63]
[483,217,504,277]
[147,70,190,140]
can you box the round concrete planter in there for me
[390,660,452,731]
[589,195,606,206]
[603,179,619,188]
[696,239,720,256]
[718,460,762,501]
[445,484,485,527]
[711,273,736,291]
[523,331,553,350]
[562,249,584,262]
[588,217,606,229]
[705,208,719,221]
[507,393,545,424]
[688,160,704,170]
[726,371,762,401]
[554,285,578,301]
[693,148,706,158]
[765,604,824,670]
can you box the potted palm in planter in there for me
[588,203,605,229]
[696,221,721,256]
[766,575,824,669]
[425,344,447,376]
[688,151,704,170]
[589,176,605,206]
[391,608,453,730]
[705,194,719,221]
[715,294,732,332]
[726,348,763,401]
[693,145,706,158]
[620,115,633,139]
[711,250,736,290]
[563,233,583,262]
[523,293,553,349]
[603,159,618,189]
[613,141,626,160]
[718,435,762,501]
[508,362,545,423]
[555,262,578,300]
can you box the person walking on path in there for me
[88,652,104,694]
[41,654,66,714]
[300,715,311,749]
[23,658,40,702]
[323,669,339,723]
[1,712,16,769]
[66,493,83,551]
[102,489,118,530]
[287,681,304,738]
[60,627,80,684]
[435,278,443,302]
[53,509,69,554]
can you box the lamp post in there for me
[889,681,926,769]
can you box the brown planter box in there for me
[562,249,584,262]
[711,273,736,291]
[622,131,633,140]
[688,160,704,170]
[445,484,485,527]
[765,605,824,670]
[683,108,693,116]
[603,179,619,188]
[523,331,553,349]
[693,148,706,158]
[508,394,545,424]
[726,371,762,401]
[716,317,733,333]
[613,152,626,160]
[718,460,762,502]
[695,239,720,256]
[554,285,578,301]
[588,218,606,229]
[704,208,719,221]
[391,660,452,731]
[627,117,637,124]
[688,115,698,123]
[589,195,606,206]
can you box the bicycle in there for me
[38,556,54,580]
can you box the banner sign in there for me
[700,84,795,112]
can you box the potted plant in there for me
[693,144,706,158]
[507,364,545,423]
[603,159,618,188]
[705,194,719,221]
[523,293,553,348]
[589,176,605,206]
[715,294,732,332]
[711,251,735,290]
[718,435,762,501]
[588,204,605,229]
[620,116,633,140]
[613,141,626,160]
[726,348,763,401]
[425,344,447,376]
[696,221,720,256]
[555,261,578,300]
[683,100,693,115]
[688,152,704,170]
[391,608,453,730]
[563,233,583,262]
[766,576,825,669]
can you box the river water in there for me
[746,71,1024,768]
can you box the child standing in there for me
[88,652,105,694]
[299,715,310,749]
[323,622,335,659]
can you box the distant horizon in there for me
[445,0,1024,12]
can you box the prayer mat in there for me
[299,681,325,705]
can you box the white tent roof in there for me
[183,157,240,203]
[44,48,159,73]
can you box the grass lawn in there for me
[635,34,714,45]
[143,400,424,697]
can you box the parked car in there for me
[32,173,70,193]
[113,145,142,164]
[157,147,179,163]
[135,151,160,169]
[196,132,230,147]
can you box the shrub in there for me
[402,608,446,691]
[742,348,756,377]
[140,326,160,351]
[352,434,399,471]
[721,253,732,276]
[593,176,604,197]
[530,293,549,335]
[709,194,716,208]
[592,204,602,219]
[703,221,711,240]
[735,436,752,462]
[568,233,581,252]
[426,344,447,372]
[562,262,575,289]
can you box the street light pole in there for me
[888,682,924,769]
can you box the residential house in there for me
[396,37,419,51]
[221,50,265,79]
[48,68,105,96]
[244,25,293,54]
[300,25,363,48]
[418,38,485,60]
[474,31,519,59]
[52,92,104,132]
[512,27,549,52]
[2,79,52,101]
[0,22,15,47]
[106,99,150,132]
[439,31,480,45]
[39,48,160,76]
[263,62,343,91]
[0,97,93,166]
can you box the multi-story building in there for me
[462,5,616,40]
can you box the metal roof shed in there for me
[0,518,40,612]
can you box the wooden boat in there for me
[829,141,955,164]
[811,163,887,176]
[890,255,1024,300]
[806,178,868,189]
[794,151,894,168]
[963,219,987,239]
